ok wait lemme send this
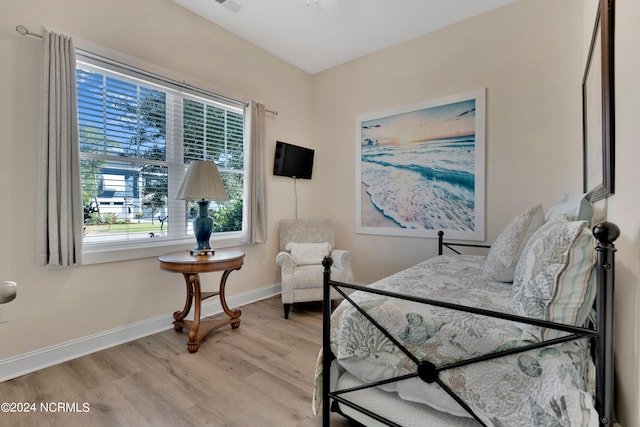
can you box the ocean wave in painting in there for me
[361,137,475,231]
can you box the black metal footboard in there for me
[321,222,619,427]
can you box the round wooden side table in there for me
[159,250,244,353]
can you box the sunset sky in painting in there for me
[362,99,476,146]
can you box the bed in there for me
[314,200,618,427]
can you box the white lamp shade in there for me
[176,160,229,201]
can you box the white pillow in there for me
[512,215,596,338]
[545,193,593,224]
[286,242,331,266]
[484,204,545,283]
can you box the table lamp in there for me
[176,160,229,255]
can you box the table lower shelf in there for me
[174,311,241,353]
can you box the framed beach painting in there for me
[355,88,485,241]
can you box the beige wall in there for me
[0,0,316,356]
[1,0,639,425]
[312,0,584,281]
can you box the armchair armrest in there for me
[276,251,294,269]
[276,251,295,303]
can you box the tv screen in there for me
[273,141,315,179]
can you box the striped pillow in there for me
[512,215,596,338]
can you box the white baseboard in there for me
[0,283,281,383]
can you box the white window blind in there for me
[76,59,245,252]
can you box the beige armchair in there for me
[276,218,354,319]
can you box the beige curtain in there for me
[240,101,267,244]
[37,29,83,266]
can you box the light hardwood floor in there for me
[0,297,354,427]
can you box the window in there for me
[76,59,244,258]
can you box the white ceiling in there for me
[173,0,520,74]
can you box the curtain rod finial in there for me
[16,25,29,36]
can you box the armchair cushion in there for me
[292,264,347,289]
[286,242,331,266]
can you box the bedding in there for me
[335,372,479,427]
[484,204,545,282]
[544,193,593,223]
[314,254,598,426]
[512,215,596,338]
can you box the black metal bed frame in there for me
[321,222,619,427]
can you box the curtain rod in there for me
[15,25,40,39]
[15,25,278,117]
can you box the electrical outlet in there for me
[0,304,8,323]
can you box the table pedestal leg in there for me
[173,268,242,353]
[187,273,202,353]
[219,269,242,329]
[173,273,195,332]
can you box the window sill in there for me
[81,232,243,265]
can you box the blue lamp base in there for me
[190,200,214,256]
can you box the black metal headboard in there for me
[437,230,490,255]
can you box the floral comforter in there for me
[314,255,598,427]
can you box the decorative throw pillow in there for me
[545,193,594,224]
[512,215,596,337]
[286,242,331,266]
[484,204,545,283]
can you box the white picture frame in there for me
[355,88,486,241]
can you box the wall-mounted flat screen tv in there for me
[273,141,315,179]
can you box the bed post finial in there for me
[322,255,333,272]
[593,221,620,245]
